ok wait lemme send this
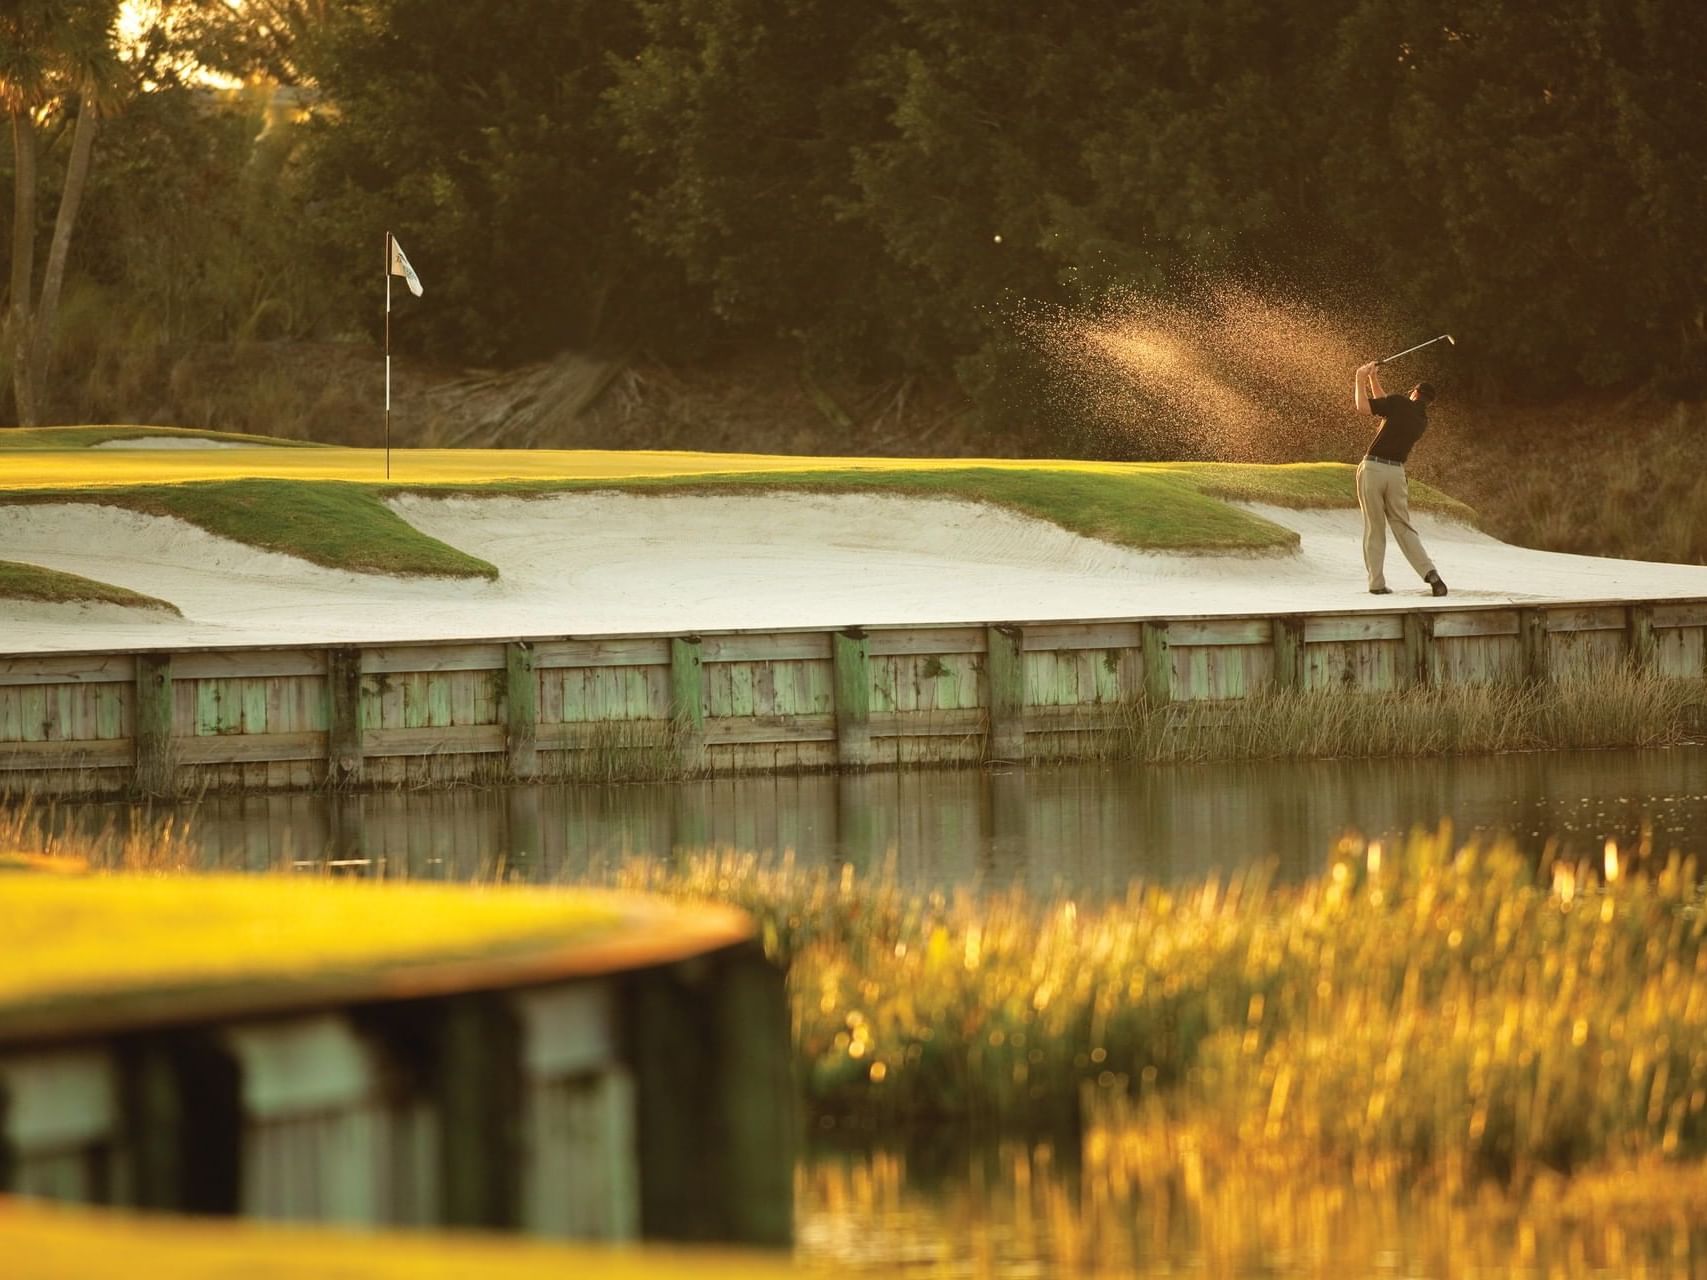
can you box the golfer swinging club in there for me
[1352,359,1448,597]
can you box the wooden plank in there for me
[1024,703,1124,730]
[1541,605,1627,634]
[698,633,830,663]
[326,647,364,782]
[832,630,873,768]
[1403,611,1437,687]
[0,739,134,769]
[171,650,324,680]
[362,724,506,757]
[1432,609,1521,639]
[703,714,838,746]
[173,731,329,765]
[1304,614,1403,643]
[532,638,672,669]
[1271,616,1305,691]
[1165,618,1271,647]
[985,625,1025,762]
[506,641,539,780]
[0,653,136,686]
[1021,621,1142,651]
[871,708,999,738]
[865,627,986,656]
[1140,621,1171,704]
[1651,601,1707,629]
[134,653,173,795]
[670,638,707,774]
[363,643,506,674]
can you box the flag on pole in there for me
[388,235,424,297]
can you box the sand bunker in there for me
[2,492,1705,653]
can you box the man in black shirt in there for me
[1353,360,1448,596]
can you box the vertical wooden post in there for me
[1628,603,1656,671]
[1402,611,1437,688]
[1520,608,1551,685]
[669,637,707,776]
[832,629,873,768]
[438,994,521,1229]
[710,949,795,1247]
[984,624,1025,763]
[1270,616,1306,692]
[326,647,365,784]
[503,641,539,780]
[1140,621,1171,705]
[134,652,173,795]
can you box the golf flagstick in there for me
[384,232,424,480]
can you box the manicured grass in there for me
[1,1199,797,1280]
[0,442,1485,578]
[0,559,177,611]
[2,479,499,579]
[0,872,629,1018]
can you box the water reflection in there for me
[798,1140,1707,1278]
[33,745,1707,896]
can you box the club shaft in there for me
[1379,334,1452,365]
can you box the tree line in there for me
[6,0,1705,430]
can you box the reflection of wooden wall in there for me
[4,599,1705,796]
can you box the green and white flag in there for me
[388,234,423,297]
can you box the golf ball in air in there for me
[993,234,1003,243]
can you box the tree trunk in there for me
[8,109,39,427]
[31,92,101,416]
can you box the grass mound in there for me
[4,479,497,580]
[0,424,324,450]
[0,560,178,611]
[0,447,1485,578]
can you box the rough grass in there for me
[0,560,178,611]
[621,825,1707,1196]
[1072,666,1704,764]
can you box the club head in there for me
[1444,334,1456,345]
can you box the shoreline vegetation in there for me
[14,805,1707,1228]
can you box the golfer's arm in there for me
[1353,369,1374,414]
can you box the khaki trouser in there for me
[1356,459,1436,590]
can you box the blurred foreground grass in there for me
[620,825,1707,1197]
[2,1197,797,1280]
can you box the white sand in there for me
[2,492,1704,653]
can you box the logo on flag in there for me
[388,234,423,298]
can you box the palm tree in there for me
[1,0,124,426]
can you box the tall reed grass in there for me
[618,823,1707,1193]
[1044,664,1699,766]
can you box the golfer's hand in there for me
[1357,361,1377,375]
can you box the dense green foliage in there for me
[10,0,1706,428]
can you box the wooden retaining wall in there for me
[4,599,1705,797]
[0,901,793,1245]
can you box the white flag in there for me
[388,234,423,297]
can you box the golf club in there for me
[1376,333,1455,366]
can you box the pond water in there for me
[25,745,1707,1275]
[37,744,1707,896]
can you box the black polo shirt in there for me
[1367,394,1427,464]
